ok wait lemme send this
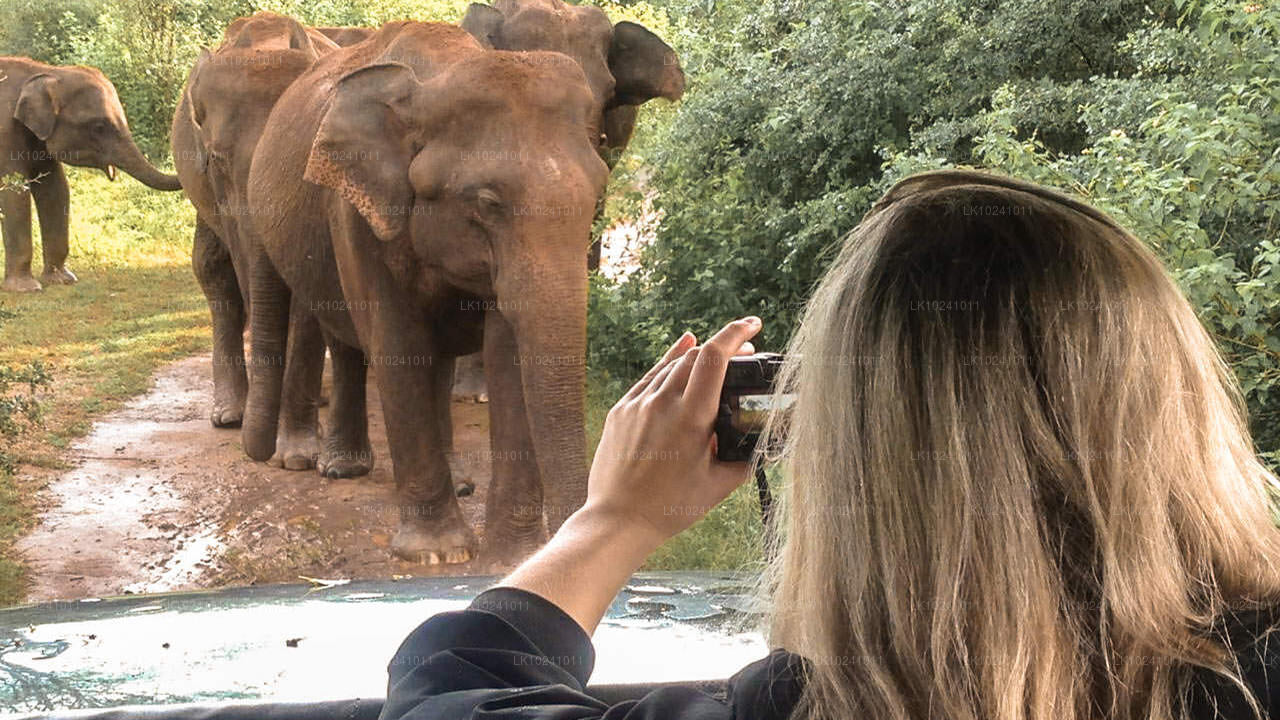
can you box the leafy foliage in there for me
[594,0,1280,464]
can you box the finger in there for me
[623,331,694,401]
[654,346,699,398]
[643,354,684,399]
[684,317,762,414]
[631,337,692,398]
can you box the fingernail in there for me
[742,316,761,326]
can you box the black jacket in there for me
[378,587,1280,720]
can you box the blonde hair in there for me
[758,169,1280,720]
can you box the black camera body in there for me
[714,352,791,462]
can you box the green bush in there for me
[593,0,1280,466]
[0,305,51,475]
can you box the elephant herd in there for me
[1,0,685,567]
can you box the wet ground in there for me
[15,354,496,603]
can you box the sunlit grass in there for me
[0,168,204,604]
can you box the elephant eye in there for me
[476,188,506,217]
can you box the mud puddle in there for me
[15,353,494,603]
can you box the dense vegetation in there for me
[595,0,1280,468]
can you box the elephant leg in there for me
[1,184,40,293]
[31,163,75,286]
[436,355,456,455]
[434,357,475,497]
[267,301,325,470]
[192,218,248,427]
[478,311,548,567]
[317,335,373,479]
[369,316,474,564]
[242,250,289,462]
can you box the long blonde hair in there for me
[759,169,1280,720]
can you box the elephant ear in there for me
[608,21,685,106]
[229,16,312,51]
[185,48,214,175]
[304,63,421,242]
[284,20,314,51]
[461,3,504,49]
[600,104,637,168]
[14,74,59,141]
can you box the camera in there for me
[714,352,795,462]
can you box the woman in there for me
[378,170,1280,720]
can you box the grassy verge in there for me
[0,167,203,604]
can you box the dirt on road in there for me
[15,353,497,603]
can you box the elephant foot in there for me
[210,396,245,428]
[40,267,77,286]
[267,426,321,470]
[2,274,42,293]
[391,505,476,565]
[317,439,373,478]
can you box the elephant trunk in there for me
[499,240,591,535]
[111,133,183,191]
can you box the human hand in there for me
[581,316,763,547]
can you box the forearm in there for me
[496,505,664,636]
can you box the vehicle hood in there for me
[0,571,767,714]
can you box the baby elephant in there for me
[0,57,182,292]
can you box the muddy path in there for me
[15,353,496,603]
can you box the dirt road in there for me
[15,354,496,603]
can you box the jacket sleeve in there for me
[377,586,772,720]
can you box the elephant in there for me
[245,20,610,565]
[460,0,686,269]
[433,0,686,404]
[0,57,182,292]
[171,13,339,432]
[311,4,685,406]
[313,27,375,47]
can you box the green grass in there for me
[0,167,204,604]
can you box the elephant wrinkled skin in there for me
[461,0,686,269]
[171,13,341,443]
[0,57,182,292]
[247,21,610,566]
